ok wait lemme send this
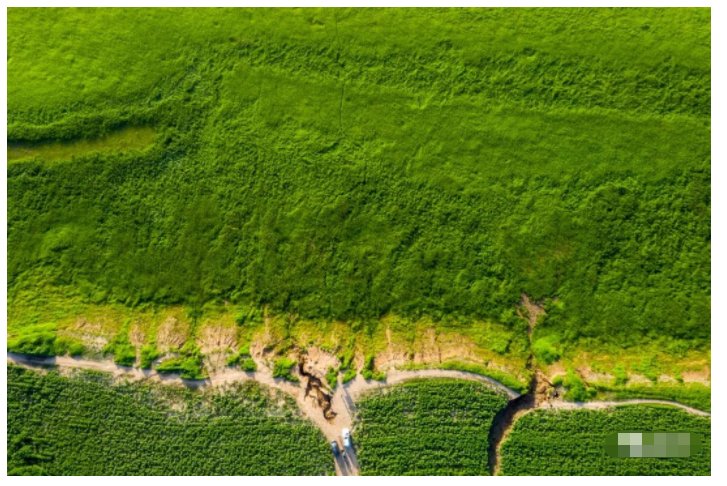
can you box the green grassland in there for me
[7,365,333,475]
[499,405,710,475]
[354,379,509,475]
[7,9,710,385]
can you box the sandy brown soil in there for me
[682,367,711,385]
[156,316,187,352]
[520,294,544,330]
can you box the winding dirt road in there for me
[6,352,710,476]
[540,397,710,417]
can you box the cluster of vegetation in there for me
[234,305,264,327]
[325,366,338,388]
[272,357,298,382]
[140,344,161,369]
[7,365,333,475]
[337,340,357,383]
[553,369,597,402]
[7,323,85,357]
[499,405,710,475]
[355,379,509,475]
[7,8,710,370]
[155,343,206,380]
[361,354,386,381]
[103,320,136,366]
[226,345,257,372]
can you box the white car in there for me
[342,428,352,448]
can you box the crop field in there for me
[354,379,509,475]
[499,405,710,475]
[7,365,333,475]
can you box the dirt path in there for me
[541,397,711,417]
[342,368,520,401]
[7,352,709,476]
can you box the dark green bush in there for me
[139,345,160,369]
[272,357,297,381]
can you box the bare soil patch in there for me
[156,316,187,352]
[129,324,145,347]
[682,368,711,385]
[198,325,237,354]
[519,294,544,331]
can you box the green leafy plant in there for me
[272,357,298,382]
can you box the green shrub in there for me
[8,324,85,357]
[325,366,338,388]
[226,346,256,371]
[240,357,257,372]
[156,355,205,380]
[139,345,160,369]
[272,357,297,382]
[361,354,386,381]
[613,363,628,386]
[562,369,595,402]
[156,343,205,379]
[234,305,263,327]
[437,361,529,394]
[342,368,357,384]
[113,344,136,367]
[532,336,561,365]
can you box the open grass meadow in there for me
[7,8,710,382]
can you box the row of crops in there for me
[353,380,710,476]
[354,379,510,475]
[7,365,333,475]
[499,406,711,475]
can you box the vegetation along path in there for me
[6,352,709,476]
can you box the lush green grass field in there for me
[7,9,710,380]
[7,365,333,475]
[354,379,509,475]
[499,405,710,475]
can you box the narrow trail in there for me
[7,351,710,476]
[541,397,711,417]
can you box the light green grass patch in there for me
[8,126,156,163]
